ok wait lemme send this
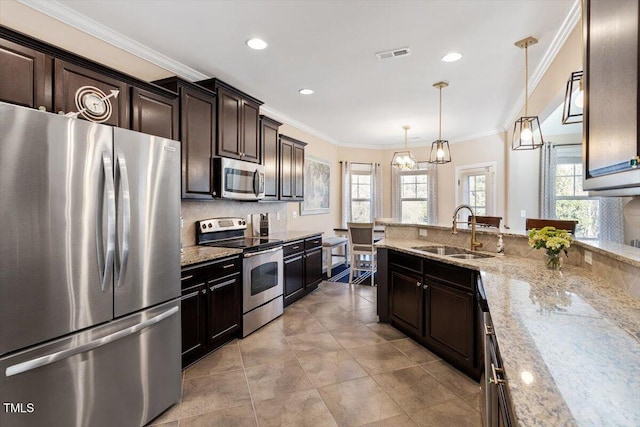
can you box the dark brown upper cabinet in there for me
[197,79,263,164]
[54,59,130,128]
[153,77,217,199]
[0,38,52,111]
[260,115,282,201]
[130,86,178,140]
[583,0,640,194]
[279,135,306,201]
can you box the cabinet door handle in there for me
[210,278,236,291]
[181,274,194,281]
[416,281,421,287]
[489,363,506,385]
[484,324,494,336]
[201,289,206,295]
[221,263,235,269]
[423,285,429,290]
[292,245,300,250]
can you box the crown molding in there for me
[502,0,581,130]
[259,105,343,146]
[18,0,209,81]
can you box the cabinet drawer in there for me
[284,240,304,257]
[305,235,322,250]
[181,255,241,291]
[389,251,422,274]
[424,258,475,290]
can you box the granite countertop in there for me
[181,246,242,267]
[376,238,640,426]
[381,222,640,267]
[267,230,323,243]
[181,230,323,266]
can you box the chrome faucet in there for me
[452,204,483,251]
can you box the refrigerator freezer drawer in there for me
[0,300,181,427]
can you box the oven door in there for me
[216,157,265,200]
[243,247,283,313]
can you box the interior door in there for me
[0,103,113,355]
[113,128,181,317]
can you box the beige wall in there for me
[0,0,174,82]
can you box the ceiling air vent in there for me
[375,46,411,60]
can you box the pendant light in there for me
[512,36,544,150]
[391,125,419,170]
[429,81,452,164]
[562,0,584,124]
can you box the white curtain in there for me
[372,163,383,220]
[391,166,401,220]
[540,142,557,218]
[341,161,351,228]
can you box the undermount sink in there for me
[411,245,494,259]
[447,252,494,260]
[411,246,469,255]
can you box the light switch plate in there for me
[292,211,297,219]
[276,212,281,221]
[520,210,526,218]
[584,250,592,265]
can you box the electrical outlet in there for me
[584,250,592,265]
[520,210,526,218]
[419,229,428,237]
[292,211,297,219]
[180,216,183,229]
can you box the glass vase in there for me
[545,251,562,270]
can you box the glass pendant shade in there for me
[429,139,451,163]
[512,36,543,151]
[391,125,418,170]
[512,116,543,150]
[562,70,584,124]
[391,150,418,170]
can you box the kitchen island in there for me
[377,229,640,426]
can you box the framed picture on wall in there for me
[301,156,330,215]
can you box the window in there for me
[342,162,382,225]
[391,162,437,224]
[555,158,599,239]
[542,144,622,242]
[456,164,495,217]
[351,172,372,223]
[399,170,429,223]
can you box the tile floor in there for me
[149,280,482,427]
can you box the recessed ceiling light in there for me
[299,89,314,95]
[246,38,267,50]
[441,52,462,62]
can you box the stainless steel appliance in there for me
[196,217,283,336]
[0,103,181,427]
[214,157,265,200]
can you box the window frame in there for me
[398,168,429,223]
[350,168,373,223]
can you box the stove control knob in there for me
[240,220,245,225]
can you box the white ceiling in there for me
[30,0,578,148]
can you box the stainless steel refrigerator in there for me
[0,102,181,426]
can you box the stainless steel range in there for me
[196,217,284,336]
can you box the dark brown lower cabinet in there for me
[180,255,241,368]
[283,235,322,306]
[390,268,424,337]
[425,279,474,367]
[385,250,481,380]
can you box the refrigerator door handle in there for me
[5,306,179,377]
[100,152,116,292]
[115,152,131,288]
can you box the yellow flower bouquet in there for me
[528,226,573,270]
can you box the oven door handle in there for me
[244,247,282,258]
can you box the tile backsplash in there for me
[181,200,288,247]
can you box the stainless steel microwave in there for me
[214,157,265,201]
